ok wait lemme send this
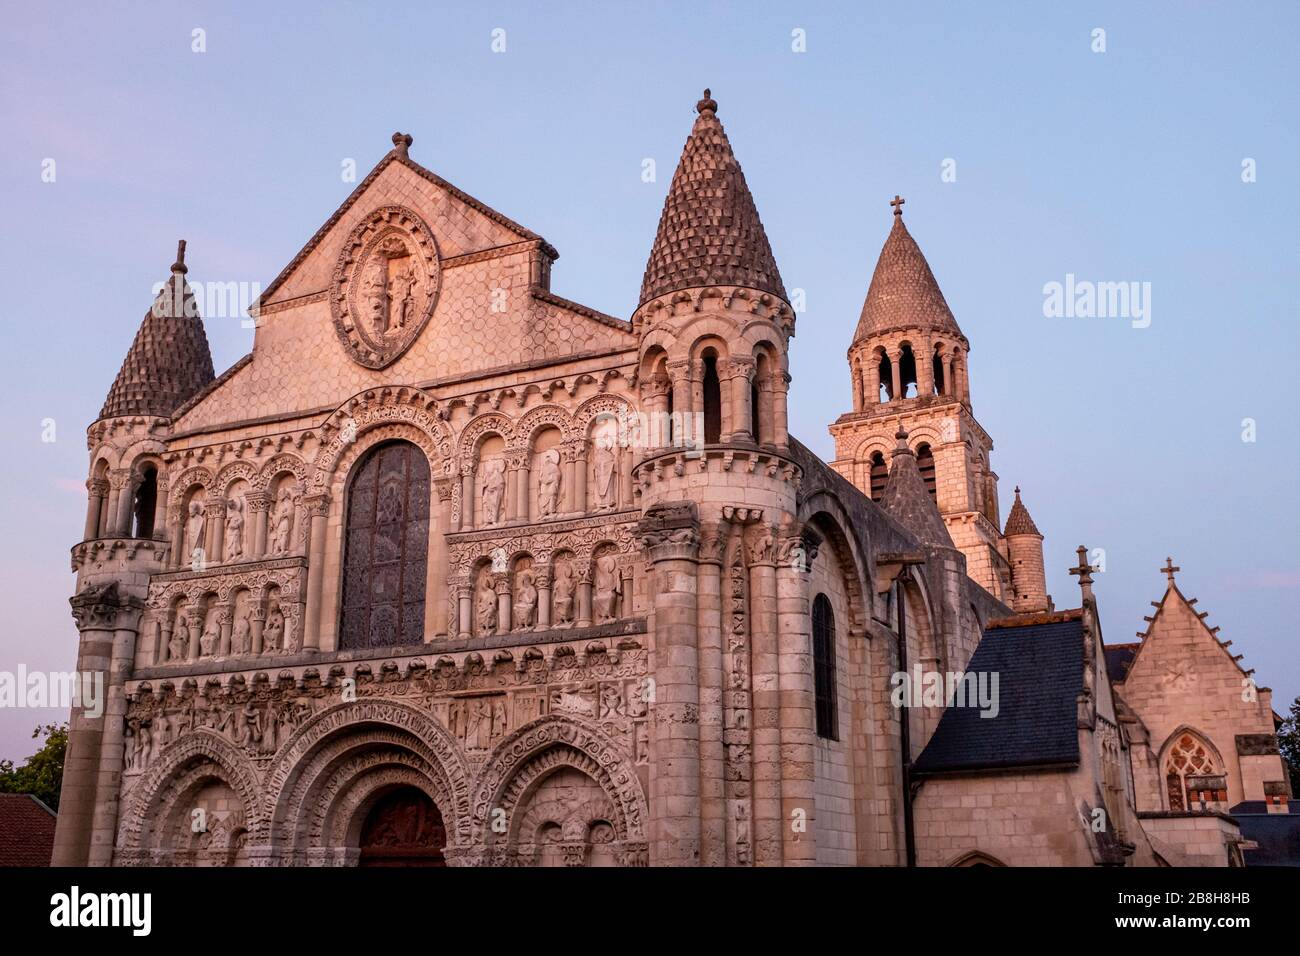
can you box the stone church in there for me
[55,90,1293,867]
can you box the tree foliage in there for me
[1278,695,1300,797]
[0,723,67,811]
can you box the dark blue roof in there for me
[1232,805,1300,867]
[1104,643,1139,683]
[913,618,1084,775]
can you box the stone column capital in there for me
[69,584,144,632]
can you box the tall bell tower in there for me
[829,198,1011,602]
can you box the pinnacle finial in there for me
[1070,545,1097,599]
[696,88,718,115]
[1161,556,1180,585]
[171,239,187,275]
[391,132,413,158]
[1014,485,1021,496]
[890,194,906,217]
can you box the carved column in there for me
[56,586,144,866]
[573,441,588,515]
[151,475,169,540]
[772,371,791,451]
[641,378,672,449]
[619,445,634,508]
[460,463,475,531]
[576,567,593,629]
[216,603,234,657]
[850,358,863,414]
[745,522,783,866]
[777,521,819,865]
[107,469,132,536]
[301,493,331,651]
[667,359,693,447]
[888,347,901,401]
[84,478,108,541]
[506,450,525,523]
[727,357,756,443]
[246,491,270,559]
[562,443,579,513]
[456,580,472,640]
[916,337,935,397]
[639,503,702,866]
[432,479,454,637]
[156,618,171,666]
[495,574,512,634]
[942,350,954,396]
[866,353,881,406]
[185,610,200,659]
[250,605,266,655]
[696,520,727,866]
[536,569,552,629]
[206,498,227,564]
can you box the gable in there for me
[1123,586,1249,693]
[174,153,636,433]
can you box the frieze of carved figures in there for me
[121,646,649,777]
[448,513,638,580]
[330,205,442,369]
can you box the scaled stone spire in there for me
[99,240,215,420]
[880,427,954,548]
[1003,486,1042,537]
[853,200,962,343]
[639,89,786,305]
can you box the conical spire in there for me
[853,199,962,343]
[99,241,215,420]
[880,427,954,548]
[639,89,786,305]
[1003,486,1042,537]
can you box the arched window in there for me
[916,443,936,500]
[931,348,945,395]
[869,452,888,502]
[812,593,838,740]
[1163,731,1225,812]
[877,352,893,402]
[340,441,431,649]
[702,352,722,444]
[132,465,158,538]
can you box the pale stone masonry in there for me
[55,94,1291,867]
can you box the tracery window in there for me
[1164,732,1225,812]
[339,441,430,649]
[812,593,838,740]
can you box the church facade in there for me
[54,91,1292,867]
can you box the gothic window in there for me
[1163,732,1224,812]
[702,352,721,444]
[133,465,158,538]
[916,443,936,501]
[869,452,888,502]
[340,440,430,649]
[812,593,838,740]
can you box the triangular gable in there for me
[1123,583,1251,686]
[258,150,549,308]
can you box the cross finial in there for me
[1070,545,1096,599]
[171,239,187,275]
[1161,556,1180,585]
[890,195,905,217]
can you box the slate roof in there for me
[913,615,1084,775]
[639,90,786,305]
[1104,642,1140,684]
[1231,805,1300,867]
[880,431,954,548]
[99,244,215,421]
[1003,487,1041,537]
[0,794,56,866]
[853,210,963,343]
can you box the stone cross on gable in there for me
[1070,545,1096,600]
[890,195,905,216]
[1161,556,1180,585]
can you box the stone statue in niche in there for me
[592,443,617,511]
[593,554,621,623]
[199,618,219,658]
[476,578,498,636]
[224,497,245,560]
[537,448,562,518]
[464,697,491,749]
[365,262,390,337]
[232,607,251,655]
[264,604,284,653]
[391,260,417,331]
[270,488,296,556]
[513,569,538,629]
[552,560,575,627]
[185,501,206,556]
[479,458,506,526]
[169,617,187,662]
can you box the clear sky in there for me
[1,1,1296,760]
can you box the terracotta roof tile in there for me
[640,91,786,305]
[0,794,55,867]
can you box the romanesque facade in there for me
[55,92,1292,867]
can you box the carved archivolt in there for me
[214,460,259,496]
[472,714,647,845]
[117,730,264,856]
[456,411,516,461]
[263,700,472,848]
[168,466,215,505]
[256,453,309,491]
[516,403,575,445]
[312,388,454,490]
